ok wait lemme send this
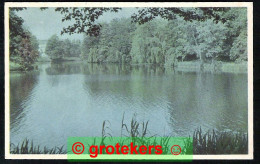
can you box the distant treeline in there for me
[45,35,81,60]
[10,7,247,70]
[79,8,247,66]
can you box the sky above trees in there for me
[18,8,136,40]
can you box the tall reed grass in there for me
[10,139,65,154]
[10,114,247,154]
[193,127,248,154]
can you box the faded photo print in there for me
[5,3,253,160]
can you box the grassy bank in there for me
[50,57,81,62]
[10,56,81,71]
[10,61,38,72]
[10,58,247,74]
[37,56,81,62]
[10,139,65,154]
[37,56,51,62]
[175,61,247,73]
[10,61,23,71]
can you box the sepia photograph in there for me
[5,2,253,160]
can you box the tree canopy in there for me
[38,7,232,36]
[80,8,247,65]
[45,35,81,60]
[10,7,247,69]
[9,8,40,70]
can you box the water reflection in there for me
[10,62,248,148]
[10,71,39,139]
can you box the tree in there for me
[45,35,64,59]
[55,7,121,36]
[81,33,100,59]
[130,21,157,64]
[230,30,247,61]
[9,8,40,70]
[81,18,135,63]
[222,8,247,61]
[63,39,72,57]
[70,40,81,57]
[18,32,39,69]
[78,7,247,65]
[184,20,228,63]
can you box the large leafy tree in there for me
[224,8,247,61]
[81,18,135,63]
[18,32,39,69]
[9,8,40,69]
[130,21,157,64]
[45,35,81,59]
[45,35,64,59]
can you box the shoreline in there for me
[10,60,248,74]
[10,128,248,155]
[175,61,247,74]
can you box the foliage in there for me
[131,8,231,25]
[55,7,121,36]
[81,18,135,63]
[9,8,40,70]
[17,32,39,69]
[130,21,157,64]
[45,35,64,59]
[63,39,81,57]
[36,7,231,37]
[227,8,247,61]
[55,7,231,37]
[192,128,248,154]
[45,35,81,60]
[80,8,247,65]
[230,30,247,61]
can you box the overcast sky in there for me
[18,8,137,40]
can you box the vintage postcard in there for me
[5,2,253,161]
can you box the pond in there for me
[10,61,248,149]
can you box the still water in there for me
[10,62,248,149]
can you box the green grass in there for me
[10,61,23,71]
[10,138,65,154]
[192,127,248,154]
[10,61,37,71]
[176,61,247,73]
[221,62,247,73]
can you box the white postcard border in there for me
[4,2,254,160]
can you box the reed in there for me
[10,138,65,154]
[192,127,248,154]
[10,115,248,154]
